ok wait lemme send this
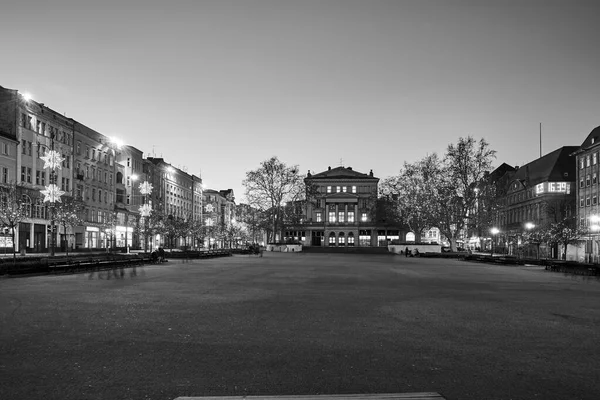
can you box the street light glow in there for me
[490,227,499,235]
[22,92,32,102]
[525,222,535,230]
[590,215,600,223]
[131,174,139,181]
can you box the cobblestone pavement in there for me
[1,253,599,400]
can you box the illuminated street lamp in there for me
[490,227,500,257]
[40,128,65,256]
[138,180,153,252]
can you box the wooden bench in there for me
[174,393,446,400]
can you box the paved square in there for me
[1,253,599,400]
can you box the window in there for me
[127,157,131,167]
[316,212,322,222]
[580,158,585,169]
[76,142,81,155]
[41,122,46,136]
[338,232,345,245]
[92,188,96,201]
[579,198,584,207]
[28,141,32,156]
[594,196,598,205]
[361,212,367,222]
[586,197,591,206]
[338,211,345,223]
[342,186,347,193]
[85,146,90,158]
[92,149,96,161]
[127,176,130,186]
[586,156,591,167]
[587,175,591,186]
[61,177,66,191]
[352,186,356,193]
[126,194,130,205]
[2,167,8,183]
[336,186,341,193]
[580,179,585,188]
[347,233,355,246]
[347,211,355,222]
[99,189,102,202]
[26,167,31,183]
[328,211,336,222]
[327,186,332,193]
[328,233,336,246]
[594,173,598,185]
[594,153,598,165]
[2,142,9,155]
[41,172,45,186]
[21,140,26,155]
[36,171,41,185]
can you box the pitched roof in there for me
[509,146,578,187]
[578,126,600,149]
[308,166,378,180]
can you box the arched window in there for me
[21,195,32,218]
[328,232,336,246]
[406,232,415,242]
[347,232,355,246]
[338,232,345,246]
[116,172,123,184]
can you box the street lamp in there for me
[523,222,536,259]
[490,227,499,257]
[40,132,65,256]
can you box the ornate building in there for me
[302,166,400,247]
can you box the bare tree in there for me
[432,137,496,251]
[381,154,441,242]
[243,157,305,243]
[0,183,29,261]
[546,216,586,260]
[53,196,84,256]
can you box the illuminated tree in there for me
[53,197,84,256]
[0,183,29,261]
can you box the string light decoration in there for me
[138,180,153,252]
[139,181,153,195]
[40,141,64,256]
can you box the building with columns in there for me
[302,166,400,247]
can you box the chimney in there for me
[369,169,373,177]
[328,166,331,171]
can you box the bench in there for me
[174,393,446,400]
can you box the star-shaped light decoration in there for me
[40,150,65,170]
[205,204,214,213]
[41,184,65,203]
[139,204,152,217]
[139,181,153,195]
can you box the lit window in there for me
[352,186,356,193]
[336,186,341,193]
[316,212,322,222]
[586,156,591,167]
[342,186,347,193]
[338,212,345,222]
[594,153,598,165]
[361,212,367,222]
[328,211,336,222]
[327,186,332,193]
[580,158,585,169]
[347,211,354,222]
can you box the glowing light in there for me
[590,224,600,232]
[22,92,32,102]
[139,204,152,217]
[205,204,214,213]
[490,227,500,235]
[109,136,124,148]
[590,215,600,223]
[205,217,214,226]
[139,181,153,195]
[41,184,65,203]
[525,222,535,230]
[40,150,64,170]
[131,174,139,181]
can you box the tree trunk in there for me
[448,237,458,252]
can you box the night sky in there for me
[2,0,598,201]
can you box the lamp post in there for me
[40,133,65,257]
[138,180,153,253]
[490,227,499,257]
[524,222,535,259]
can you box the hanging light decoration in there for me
[139,181,153,195]
[41,184,65,203]
[139,204,152,217]
[40,150,65,170]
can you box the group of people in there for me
[151,247,166,263]
[402,247,420,257]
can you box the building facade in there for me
[497,146,577,257]
[572,126,600,262]
[302,166,400,247]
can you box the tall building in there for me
[572,126,600,262]
[202,188,235,248]
[303,166,400,247]
[0,86,75,252]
